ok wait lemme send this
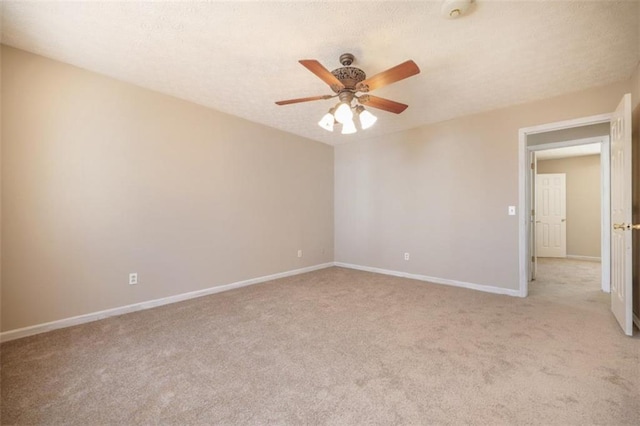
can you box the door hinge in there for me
[530,162,535,170]
[531,256,535,262]
[531,209,535,216]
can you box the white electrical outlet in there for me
[297,249,303,258]
[404,253,410,261]
[129,273,138,285]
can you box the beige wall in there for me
[537,155,601,258]
[2,44,638,332]
[1,46,334,332]
[335,80,630,290]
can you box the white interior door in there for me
[610,93,633,336]
[530,152,538,280]
[536,173,567,258]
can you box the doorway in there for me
[526,133,611,295]
[532,143,604,297]
[519,95,634,336]
[518,114,613,298]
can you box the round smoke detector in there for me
[441,0,474,19]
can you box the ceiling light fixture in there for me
[317,89,378,134]
[317,100,378,134]
[277,53,419,136]
[356,105,378,130]
[341,118,357,135]
[318,108,335,132]
[334,102,353,124]
[441,0,474,19]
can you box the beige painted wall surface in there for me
[537,155,601,258]
[1,46,334,332]
[335,80,630,290]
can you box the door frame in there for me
[518,113,612,297]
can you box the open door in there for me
[610,93,633,336]
[530,151,537,281]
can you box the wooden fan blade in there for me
[275,95,333,106]
[356,60,420,92]
[358,95,408,114]
[299,60,345,92]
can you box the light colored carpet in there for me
[1,261,639,425]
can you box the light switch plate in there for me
[508,206,516,216]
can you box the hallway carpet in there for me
[2,261,639,424]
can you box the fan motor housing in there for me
[331,67,366,92]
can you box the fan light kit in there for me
[276,53,420,135]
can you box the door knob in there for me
[561,218,566,222]
[613,223,640,230]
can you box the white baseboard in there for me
[333,262,521,297]
[0,262,334,343]
[566,255,601,262]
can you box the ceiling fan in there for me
[275,53,420,134]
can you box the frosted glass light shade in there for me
[334,102,353,124]
[359,109,377,129]
[341,118,357,135]
[318,113,334,131]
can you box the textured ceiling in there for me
[1,1,639,145]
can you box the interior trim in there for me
[565,255,601,262]
[334,262,521,297]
